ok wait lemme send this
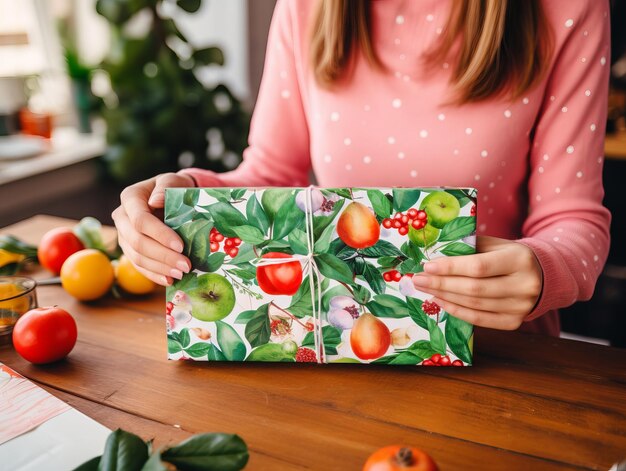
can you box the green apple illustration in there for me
[420,191,460,229]
[188,273,236,322]
[261,189,293,223]
[408,223,441,248]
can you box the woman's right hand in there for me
[112,172,196,286]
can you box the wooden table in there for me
[2,216,626,471]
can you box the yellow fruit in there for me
[0,249,25,267]
[60,249,114,301]
[115,255,155,295]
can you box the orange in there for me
[60,249,114,301]
[115,255,155,295]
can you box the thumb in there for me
[148,173,193,209]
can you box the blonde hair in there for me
[310,0,553,103]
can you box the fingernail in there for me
[170,269,183,280]
[148,192,164,207]
[170,240,184,252]
[160,276,171,286]
[424,262,439,274]
[177,260,190,273]
[412,274,430,287]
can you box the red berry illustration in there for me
[382,218,392,229]
[440,355,451,366]
[305,321,315,332]
[422,300,441,316]
[398,226,408,236]
[470,204,477,216]
[224,238,234,248]
[431,353,442,364]
[401,215,409,225]
[210,242,219,252]
[214,233,224,242]
[166,301,174,315]
[452,360,464,367]
[295,347,317,363]
[233,237,242,246]
[422,359,435,366]
[416,210,427,220]
[256,252,303,295]
[228,247,239,258]
[392,270,402,282]
[393,220,402,229]
[383,271,393,282]
[166,314,175,330]
[407,208,418,218]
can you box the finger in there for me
[118,235,175,286]
[113,207,191,274]
[148,173,195,209]
[119,185,185,253]
[423,251,512,278]
[430,297,524,330]
[413,273,521,298]
[418,288,534,316]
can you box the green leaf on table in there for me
[367,294,409,318]
[161,433,249,471]
[314,253,354,285]
[203,189,231,203]
[183,189,199,207]
[438,217,476,242]
[361,262,386,295]
[445,315,473,364]
[168,338,182,354]
[72,456,101,471]
[73,217,111,255]
[359,240,404,258]
[244,304,271,347]
[288,228,309,256]
[392,189,421,212]
[366,189,393,219]
[313,198,344,239]
[184,343,212,359]
[245,343,294,362]
[313,223,334,253]
[204,202,248,238]
[245,194,269,235]
[98,429,149,471]
[230,188,246,201]
[440,242,475,256]
[373,351,422,365]
[407,340,439,359]
[216,321,246,361]
[302,325,342,356]
[272,194,304,240]
[230,225,265,245]
[234,310,256,324]
[176,0,201,13]
[179,328,191,349]
[0,235,38,257]
[194,46,224,66]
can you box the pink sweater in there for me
[182,0,611,337]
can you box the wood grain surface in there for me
[1,216,625,470]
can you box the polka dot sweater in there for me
[182,0,611,336]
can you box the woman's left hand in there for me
[412,236,543,330]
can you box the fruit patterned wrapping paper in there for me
[164,187,477,366]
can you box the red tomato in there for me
[363,445,438,471]
[38,228,85,274]
[12,307,77,364]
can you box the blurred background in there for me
[0,0,624,346]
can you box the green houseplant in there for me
[95,0,249,184]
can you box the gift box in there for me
[164,187,477,366]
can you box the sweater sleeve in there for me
[517,0,611,321]
[180,0,311,187]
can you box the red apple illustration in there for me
[350,313,391,360]
[337,202,380,249]
[256,252,303,295]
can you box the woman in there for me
[113,0,611,336]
